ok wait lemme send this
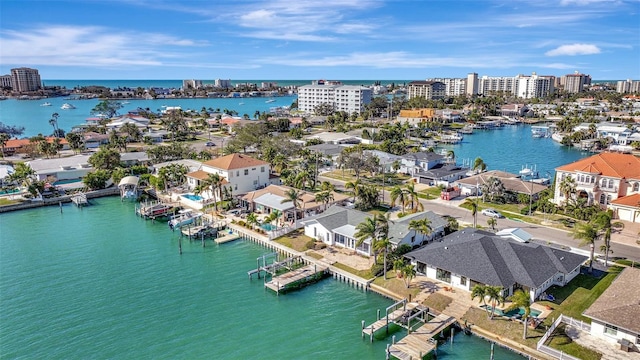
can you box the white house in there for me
[301,206,447,256]
[583,267,640,351]
[186,153,279,196]
[400,152,446,176]
[27,154,93,182]
[405,228,587,302]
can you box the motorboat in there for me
[168,209,202,229]
[265,99,276,103]
[61,103,76,110]
[40,102,52,106]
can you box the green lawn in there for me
[546,324,602,360]
[421,293,453,312]
[371,275,421,299]
[332,262,373,279]
[0,198,21,206]
[539,266,622,324]
[273,229,314,252]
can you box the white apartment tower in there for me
[182,79,203,89]
[298,83,372,114]
[426,78,467,96]
[407,81,446,100]
[10,67,41,92]
[214,79,231,88]
[516,73,555,99]
[0,75,12,89]
[616,79,640,93]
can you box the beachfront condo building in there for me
[616,79,640,93]
[297,83,372,115]
[560,71,591,93]
[466,73,479,95]
[516,73,555,99]
[0,75,11,89]
[407,81,446,100]
[182,79,203,89]
[426,77,467,96]
[214,79,231,89]
[10,67,41,92]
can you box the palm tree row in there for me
[390,183,424,214]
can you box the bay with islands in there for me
[0,79,593,359]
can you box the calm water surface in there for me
[0,197,523,359]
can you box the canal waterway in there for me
[0,197,524,359]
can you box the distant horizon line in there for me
[42,78,624,82]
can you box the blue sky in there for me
[1,0,639,80]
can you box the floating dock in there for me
[214,233,241,244]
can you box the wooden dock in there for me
[70,192,88,207]
[362,301,419,337]
[214,233,241,244]
[388,314,456,360]
[264,263,328,294]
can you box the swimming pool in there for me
[260,223,277,231]
[181,194,203,201]
[481,305,541,318]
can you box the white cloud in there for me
[545,43,601,56]
[559,0,618,5]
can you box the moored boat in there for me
[40,102,52,107]
[168,209,202,229]
[61,103,76,109]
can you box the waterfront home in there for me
[435,109,462,122]
[455,170,548,197]
[83,132,110,149]
[415,163,470,187]
[120,152,149,167]
[0,164,14,187]
[573,122,638,146]
[405,228,587,302]
[106,115,150,130]
[553,152,640,223]
[583,267,640,350]
[301,206,447,256]
[241,184,349,222]
[27,154,92,182]
[3,137,70,156]
[185,153,278,196]
[152,159,203,175]
[399,151,445,176]
[396,108,436,126]
[364,150,403,173]
[304,132,362,145]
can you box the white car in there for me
[481,209,504,218]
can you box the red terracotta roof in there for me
[203,153,268,170]
[556,152,640,179]
[5,137,68,149]
[611,193,640,207]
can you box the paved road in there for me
[319,174,640,262]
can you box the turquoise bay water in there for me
[1,197,524,359]
[0,96,297,137]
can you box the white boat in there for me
[439,132,463,144]
[168,209,202,229]
[531,125,550,138]
[61,103,76,110]
[239,102,245,105]
[122,101,130,104]
[40,102,52,107]
[265,99,276,103]
[551,133,564,143]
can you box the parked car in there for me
[481,209,504,218]
[227,209,241,216]
[205,141,215,147]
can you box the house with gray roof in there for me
[583,267,640,349]
[405,228,587,301]
[415,163,470,186]
[301,206,447,256]
[400,152,445,175]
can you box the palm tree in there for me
[558,175,577,208]
[472,157,487,173]
[409,218,432,245]
[374,237,392,279]
[246,213,259,230]
[463,197,478,228]
[0,133,10,158]
[345,179,361,202]
[592,209,624,267]
[281,188,302,226]
[355,217,377,252]
[270,209,282,229]
[390,185,407,213]
[572,222,599,273]
[485,286,505,320]
[206,173,223,213]
[49,112,60,137]
[471,285,488,316]
[393,258,406,278]
[487,217,497,231]
[505,289,531,339]
[404,183,423,213]
[446,150,455,164]
[401,264,416,288]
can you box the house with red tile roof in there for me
[553,152,640,222]
[185,153,280,197]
